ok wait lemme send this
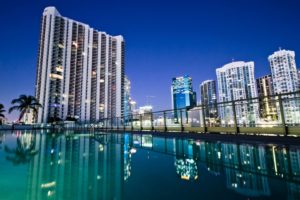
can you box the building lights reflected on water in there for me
[0,131,300,199]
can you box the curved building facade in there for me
[35,7,125,123]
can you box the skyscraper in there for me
[269,49,299,94]
[124,76,131,118]
[268,49,300,124]
[256,75,277,121]
[200,80,218,119]
[216,61,258,125]
[35,7,125,123]
[171,76,196,110]
[171,76,196,122]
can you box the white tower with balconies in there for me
[268,49,300,124]
[35,7,125,123]
[216,61,258,126]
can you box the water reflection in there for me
[4,132,38,165]
[175,159,198,180]
[26,132,123,200]
[0,131,300,199]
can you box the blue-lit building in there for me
[171,76,196,122]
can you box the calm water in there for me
[0,131,299,200]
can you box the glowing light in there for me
[41,181,56,188]
[99,144,104,152]
[49,73,63,80]
[130,148,137,154]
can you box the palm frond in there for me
[31,102,43,107]
[9,95,42,120]
[9,106,21,113]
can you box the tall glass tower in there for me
[171,76,196,122]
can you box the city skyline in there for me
[1,0,300,121]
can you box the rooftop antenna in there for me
[279,46,282,51]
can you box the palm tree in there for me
[9,95,42,122]
[0,104,5,125]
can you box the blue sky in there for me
[0,0,299,120]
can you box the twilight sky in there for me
[0,0,300,121]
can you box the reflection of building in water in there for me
[205,142,222,176]
[124,134,132,181]
[26,133,124,200]
[18,132,35,150]
[194,140,206,162]
[266,146,290,177]
[222,143,270,197]
[287,183,300,200]
[174,139,195,158]
[174,139,198,180]
[142,135,153,148]
[287,148,300,200]
[175,159,198,180]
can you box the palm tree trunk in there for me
[18,110,26,122]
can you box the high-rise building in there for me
[268,49,300,124]
[256,75,277,121]
[124,76,131,117]
[269,49,299,94]
[216,61,258,125]
[171,76,196,122]
[171,75,196,110]
[298,70,300,90]
[35,7,125,123]
[200,80,218,119]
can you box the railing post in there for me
[232,100,239,134]
[180,109,184,132]
[111,118,113,130]
[117,117,119,130]
[186,109,189,124]
[140,114,143,131]
[123,116,125,131]
[131,115,133,131]
[151,112,154,131]
[163,111,167,132]
[278,94,288,136]
[201,105,207,133]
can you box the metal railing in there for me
[91,91,300,136]
[2,91,300,136]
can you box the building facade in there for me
[200,80,218,119]
[124,76,131,118]
[35,7,125,123]
[171,75,196,123]
[216,61,258,126]
[268,49,300,124]
[256,75,277,121]
[171,76,196,110]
